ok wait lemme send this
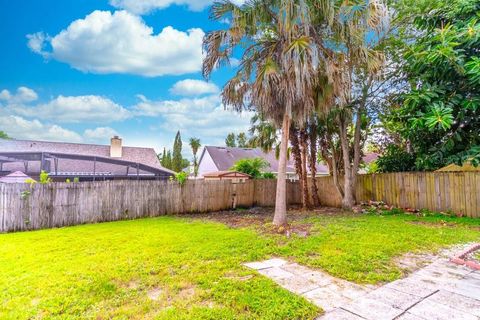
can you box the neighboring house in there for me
[203,171,251,183]
[197,146,380,179]
[197,146,329,179]
[0,137,174,181]
[0,171,35,184]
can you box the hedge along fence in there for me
[0,179,302,232]
[314,172,480,218]
[0,172,479,232]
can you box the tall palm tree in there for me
[189,138,201,177]
[203,0,333,226]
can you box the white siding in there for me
[197,149,219,177]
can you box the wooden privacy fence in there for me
[314,172,480,218]
[0,172,478,232]
[0,179,301,232]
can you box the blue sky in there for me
[0,0,251,155]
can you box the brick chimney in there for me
[110,136,122,158]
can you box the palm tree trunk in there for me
[308,124,320,207]
[338,117,355,209]
[273,113,291,226]
[289,127,305,209]
[299,129,311,209]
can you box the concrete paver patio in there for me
[244,246,480,319]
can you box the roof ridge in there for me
[4,138,156,151]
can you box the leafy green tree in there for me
[164,150,173,170]
[248,113,279,153]
[189,137,201,177]
[237,133,248,148]
[225,133,236,147]
[387,0,480,170]
[0,131,10,139]
[230,158,270,179]
[376,145,416,173]
[172,131,183,172]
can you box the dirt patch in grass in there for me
[181,206,347,237]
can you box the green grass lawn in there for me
[0,212,478,319]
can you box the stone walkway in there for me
[244,248,480,319]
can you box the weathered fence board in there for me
[0,172,478,232]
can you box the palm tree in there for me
[248,113,279,153]
[189,138,201,177]
[203,0,333,226]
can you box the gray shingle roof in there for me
[201,146,329,174]
[0,138,173,176]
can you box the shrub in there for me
[376,145,416,173]
[174,172,188,185]
[230,158,270,179]
[39,171,52,184]
[261,172,275,179]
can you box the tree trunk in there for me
[338,117,355,209]
[308,123,320,207]
[273,114,291,226]
[299,129,311,209]
[290,127,306,208]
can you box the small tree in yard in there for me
[189,137,201,177]
[230,158,270,179]
[172,131,183,172]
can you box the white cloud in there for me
[8,94,131,124]
[84,127,119,142]
[169,79,219,96]
[0,115,83,142]
[0,87,38,104]
[133,94,253,146]
[26,32,50,58]
[27,10,204,77]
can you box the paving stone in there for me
[442,280,480,300]
[303,286,353,311]
[341,297,404,320]
[243,258,287,270]
[317,308,364,320]
[385,278,438,298]
[282,263,335,287]
[407,299,478,320]
[324,282,370,301]
[428,290,480,317]
[274,274,321,294]
[395,311,428,319]
[366,286,420,310]
[257,266,294,280]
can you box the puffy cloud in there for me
[0,87,38,104]
[0,115,83,142]
[169,79,219,96]
[133,94,253,145]
[27,10,204,77]
[26,32,50,58]
[84,127,119,142]
[8,94,131,124]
